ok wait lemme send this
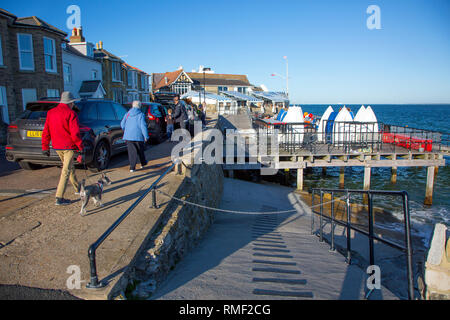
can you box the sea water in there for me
[297,104,450,244]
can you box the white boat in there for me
[353,105,366,122]
[351,105,366,143]
[281,106,304,144]
[317,106,334,142]
[364,105,379,142]
[333,107,354,146]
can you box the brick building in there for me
[0,8,66,143]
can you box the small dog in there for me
[79,173,112,216]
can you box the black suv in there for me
[123,102,168,143]
[6,98,129,171]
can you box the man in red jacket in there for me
[42,92,83,206]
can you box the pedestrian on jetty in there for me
[41,91,83,206]
[121,100,149,173]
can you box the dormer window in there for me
[86,44,93,58]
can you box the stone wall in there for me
[124,162,224,299]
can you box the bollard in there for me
[151,188,158,209]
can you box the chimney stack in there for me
[69,26,85,43]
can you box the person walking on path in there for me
[166,108,174,140]
[121,100,149,172]
[42,91,83,206]
[198,103,207,126]
[172,95,188,130]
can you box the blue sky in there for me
[3,0,450,104]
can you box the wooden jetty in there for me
[218,112,447,205]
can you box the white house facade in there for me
[62,27,104,99]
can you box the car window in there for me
[112,102,127,120]
[150,105,162,117]
[78,102,98,121]
[97,102,116,121]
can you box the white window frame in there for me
[17,33,34,71]
[92,69,98,80]
[21,88,37,110]
[43,36,57,73]
[0,86,9,124]
[63,62,72,84]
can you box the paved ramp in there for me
[151,178,398,300]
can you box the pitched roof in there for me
[186,72,252,87]
[14,16,66,36]
[152,69,184,91]
[0,8,17,19]
[63,44,96,61]
[93,48,123,62]
[122,62,148,75]
[79,80,103,94]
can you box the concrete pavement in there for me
[0,139,183,299]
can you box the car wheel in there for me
[18,161,42,170]
[91,140,110,171]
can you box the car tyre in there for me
[89,140,110,172]
[18,161,42,170]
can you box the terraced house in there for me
[123,62,150,103]
[0,8,66,142]
[93,41,126,103]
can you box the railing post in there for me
[86,245,103,289]
[311,189,315,235]
[330,191,335,252]
[402,192,415,300]
[320,191,324,242]
[346,191,352,264]
[367,192,375,266]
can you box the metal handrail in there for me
[311,188,414,300]
[86,162,176,289]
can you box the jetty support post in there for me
[297,157,304,191]
[339,167,345,189]
[424,166,435,205]
[363,166,371,204]
[297,168,303,191]
[391,167,397,184]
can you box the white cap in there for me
[132,100,141,108]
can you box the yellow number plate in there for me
[27,131,42,138]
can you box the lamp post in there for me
[283,56,288,98]
[202,67,211,105]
